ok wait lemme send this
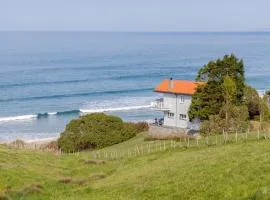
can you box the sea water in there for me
[0,32,270,141]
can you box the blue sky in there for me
[1,0,270,31]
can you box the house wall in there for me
[163,93,193,129]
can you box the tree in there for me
[222,76,237,131]
[228,105,249,133]
[243,85,260,119]
[258,95,270,131]
[189,54,245,120]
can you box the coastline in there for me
[0,136,58,148]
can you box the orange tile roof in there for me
[154,79,204,95]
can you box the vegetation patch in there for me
[42,141,59,152]
[89,173,107,180]
[58,177,72,184]
[83,159,106,165]
[9,140,25,148]
[188,54,270,136]
[58,113,146,152]
[73,179,87,186]
[21,184,43,195]
[0,195,10,200]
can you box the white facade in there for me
[152,93,200,130]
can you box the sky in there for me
[1,0,270,32]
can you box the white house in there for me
[151,78,203,130]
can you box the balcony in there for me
[150,98,170,111]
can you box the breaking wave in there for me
[0,105,151,123]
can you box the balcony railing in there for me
[150,98,170,111]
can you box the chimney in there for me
[169,77,174,90]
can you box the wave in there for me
[56,110,81,116]
[0,105,151,123]
[0,88,153,103]
[0,73,164,89]
[80,105,151,113]
[0,79,90,89]
[0,115,36,122]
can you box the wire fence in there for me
[5,130,270,159]
[89,131,270,160]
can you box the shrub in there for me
[125,122,149,133]
[9,139,25,148]
[58,113,139,152]
[43,141,59,152]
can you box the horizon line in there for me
[1,30,270,33]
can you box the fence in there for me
[5,131,270,158]
[89,131,270,160]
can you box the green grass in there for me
[1,133,270,199]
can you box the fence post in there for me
[222,129,225,144]
[163,141,166,150]
[93,152,97,159]
[136,146,140,155]
[257,130,260,141]
[134,147,137,156]
[235,131,238,143]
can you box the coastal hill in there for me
[1,132,270,199]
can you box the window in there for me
[179,114,187,120]
[179,95,185,103]
[167,112,175,118]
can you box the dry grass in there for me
[9,140,25,148]
[0,194,10,200]
[73,179,87,185]
[21,184,43,195]
[89,173,107,180]
[83,159,106,165]
[58,177,72,184]
[42,141,59,152]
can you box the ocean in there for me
[0,32,270,142]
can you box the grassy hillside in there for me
[1,133,270,200]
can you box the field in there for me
[1,132,270,200]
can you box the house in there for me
[151,78,203,130]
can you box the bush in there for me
[200,115,225,136]
[243,85,260,119]
[125,122,149,133]
[43,141,59,152]
[58,113,140,152]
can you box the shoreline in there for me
[0,136,58,146]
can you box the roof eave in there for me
[154,90,194,96]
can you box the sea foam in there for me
[0,115,36,122]
[80,105,151,113]
[0,105,151,123]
